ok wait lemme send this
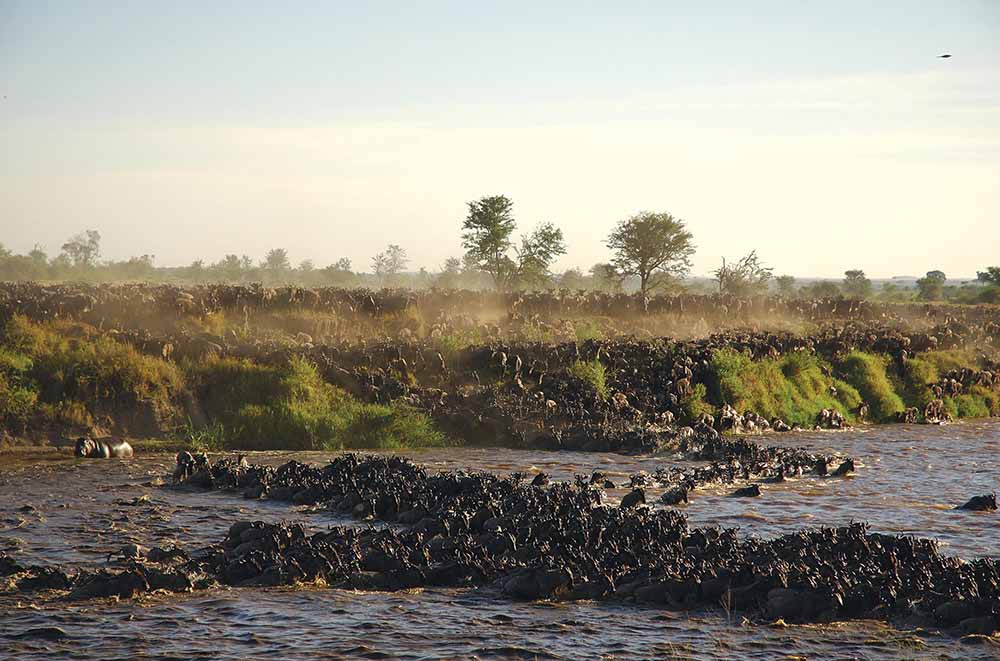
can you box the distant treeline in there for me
[3,220,998,304]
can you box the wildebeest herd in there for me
[4,439,998,637]
[2,283,999,640]
[4,283,999,452]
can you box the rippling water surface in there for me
[1,421,998,659]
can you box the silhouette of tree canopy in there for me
[60,230,101,267]
[714,250,772,296]
[607,212,694,298]
[842,270,873,298]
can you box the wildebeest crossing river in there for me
[1,421,998,659]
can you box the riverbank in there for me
[2,301,997,452]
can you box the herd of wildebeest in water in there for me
[2,282,1000,640]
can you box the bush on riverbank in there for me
[0,315,184,434]
[185,355,447,450]
[569,359,608,399]
[0,316,447,449]
[834,352,905,422]
[705,349,860,427]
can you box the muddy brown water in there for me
[1,421,998,659]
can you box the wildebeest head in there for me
[74,437,94,457]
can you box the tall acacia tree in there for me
[714,250,773,296]
[606,212,695,297]
[461,195,517,288]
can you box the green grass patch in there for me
[186,355,447,450]
[569,359,608,399]
[835,351,905,422]
[680,382,714,421]
[705,349,855,427]
[573,319,604,343]
[0,315,184,431]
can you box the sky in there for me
[1,1,998,278]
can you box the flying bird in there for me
[939,53,952,58]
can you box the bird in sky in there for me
[939,53,952,58]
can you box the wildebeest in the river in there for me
[957,493,997,512]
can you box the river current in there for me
[1,421,998,659]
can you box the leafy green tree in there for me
[879,281,902,301]
[916,270,946,301]
[589,263,622,293]
[774,275,796,296]
[117,254,155,280]
[842,269,873,298]
[512,222,566,289]
[434,257,463,289]
[187,259,205,279]
[262,248,291,272]
[977,267,1000,285]
[321,258,354,286]
[28,245,48,266]
[559,268,587,290]
[606,211,695,298]
[461,195,517,288]
[212,254,244,281]
[714,250,773,296]
[801,280,842,298]
[60,230,101,267]
[372,244,408,285]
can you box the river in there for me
[1,421,998,659]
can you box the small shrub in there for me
[573,320,604,343]
[569,359,608,399]
[953,394,990,418]
[175,418,227,451]
[680,382,714,421]
[964,386,999,417]
[344,404,447,449]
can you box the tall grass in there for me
[187,355,447,450]
[0,316,448,449]
[834,352,905,422]
[705,349,859,427]
[0,315,183,433]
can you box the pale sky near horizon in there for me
[1,1,998,278]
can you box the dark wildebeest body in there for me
[957,494,997,511]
